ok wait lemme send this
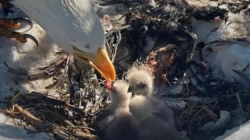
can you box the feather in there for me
[11,0,105,54]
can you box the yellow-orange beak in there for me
[74,48,116,82]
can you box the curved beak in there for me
[128,86,133,93]
[128,86,137,97]
[74,48,116,82]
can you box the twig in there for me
[13,104,42,124]
[74,131,99,140]
[68,126,95,132]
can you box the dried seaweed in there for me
[2,92,99,140]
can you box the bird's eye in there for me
[71,45,83,52]
[124,79,129,83]
[137,83,146,89]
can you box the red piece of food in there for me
[104,81,113,89]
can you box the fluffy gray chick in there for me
[100,80,138,140]
[129,95,180,140]
[126,63,176,127]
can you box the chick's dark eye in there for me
[137,83,146,89]
[124,79,129,83]
[128,86,133,93]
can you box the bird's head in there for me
[126,66,153,96]
[11,0,116,82]
[73,46,116,82]
[105,80,131,107]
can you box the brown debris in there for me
[146,47,175,86]
[2,92,99,140]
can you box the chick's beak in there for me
[75,48,116,82]
[128,86,137,96]
[128,86,133,93]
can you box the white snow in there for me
[190,2,250,89]
[0,9,62,96]
[0,8,59,140]
[202,42,250,89]
[191,6,247,44]
[0,114,52,140]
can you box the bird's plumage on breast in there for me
[138,116,180,140]
[11,0,105,54]
[105,113,138,140]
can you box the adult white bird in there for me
[7,0,116,81]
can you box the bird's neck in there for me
[109,98,129,111]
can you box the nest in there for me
[2,0,250,140]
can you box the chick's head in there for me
[126,67,153,96]
[107,80,131,108]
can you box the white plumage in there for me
[126,64,176,127]
[11,0,116,81]
[99,80,138,140]
[12,0,103,54]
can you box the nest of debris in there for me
[2,0,250,140]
